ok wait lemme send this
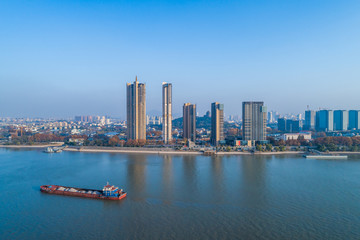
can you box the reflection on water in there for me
[240,156,267,206]
[210,155,224,203]
[182,155,197,193]
[126,154,147,201]
[161,155,173,203]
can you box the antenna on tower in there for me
[307,105,309,110]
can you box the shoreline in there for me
[0,144,304,155]
[2,144,360,156]
[64,147,203,155]
[0,143,63,149]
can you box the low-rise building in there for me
[281,132,311,141]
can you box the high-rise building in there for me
[242,102,267,142]
[333,110,348,131]
[211,102,224,146]
[278,118,287,131]
[162,83,172,144]
[267,111,274,123]
[183,103,196,142]
[304,110,316,130]
[126,77,146,140]
[316,110,333,132]
[278,118,302,132]
[349,110,360,130]
[288,119,302,132]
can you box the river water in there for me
[1,148,360,240]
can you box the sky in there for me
[1,0,360,119]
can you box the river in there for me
[1,148,359,239]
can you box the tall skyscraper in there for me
[183,103,196,142]
[126,77,146,140]
[242,102,267,142]
[316,110,333,132]
[333,110,348,131]
[211,102,224,146]
[162,83,172,144]
[304,110,316,130]
[349,110,360,130]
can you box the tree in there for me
[108,135,121,146]
[318,145,326,152]
[265,144,273,152]
[256,144,263,152]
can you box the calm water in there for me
[1,149,360,240]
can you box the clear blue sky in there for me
[1,0,360,119]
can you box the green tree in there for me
[256,144,263,152]
[265,144,273,152]
[318,144,326,152]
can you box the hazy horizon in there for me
[1,0,360,119]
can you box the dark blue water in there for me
[1,149,360,240]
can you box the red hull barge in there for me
[40,183,127,201]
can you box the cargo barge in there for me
[40,183,126,200]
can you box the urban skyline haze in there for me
[1,0,360,118]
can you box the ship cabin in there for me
[103,183,121,197]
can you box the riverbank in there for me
[214,151,304,155]
[2,144,358,156]
[64,147,202,155]
[0,143,63,149]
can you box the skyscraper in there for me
[333,110,348,131]
[304,110,316,130]
[126,77,146,140]
[349,110,360,130]
[162,83,172,144]
[211,102,224,146]
[183,103,196,142]
[316,110,333,132]
[242,102,267,142]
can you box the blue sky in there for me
[1,0,360,119]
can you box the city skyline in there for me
[2,1,360,239]
[1,1,360,118]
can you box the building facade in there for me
[316,110,333,132]
[183,103,196,142]
[126,77,146,140]
[349,110,360,130]
[333,110,348,131]
[287,119,302,132]
[242,101,267,142]
[304,110,316,130]
[278,118,287,132]
[278,118,302,132]
[162,83,172,144]
[281,132,312,141]
[210,102,224,146]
